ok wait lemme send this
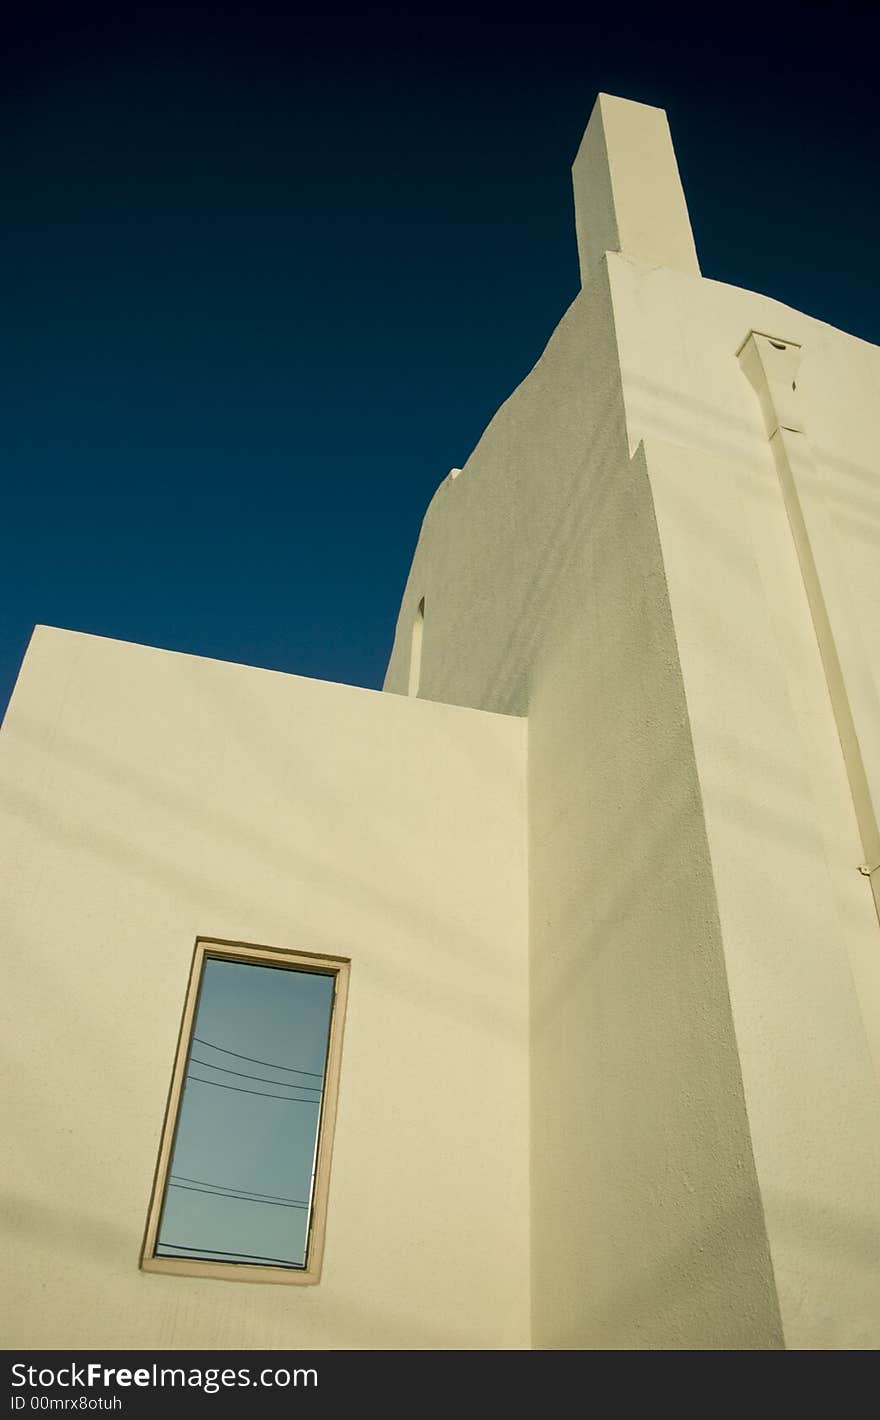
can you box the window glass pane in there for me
[155,956,335,1269]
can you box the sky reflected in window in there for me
[156,957,335,1268]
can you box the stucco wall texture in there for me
[0,627,529,1349]
[385,95,880,1348]
[3,93,879,1349]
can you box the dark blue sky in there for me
[2,3,877,719]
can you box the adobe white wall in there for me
[611,256,880,1348]
[5,92,877,1353]
[571,93,700,284]
[0,625,529,1349]
[384,261,783,1347]
[385,94,880,1347]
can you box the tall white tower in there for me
[385,93,880,1349]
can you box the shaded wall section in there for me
[384,91,880,1349]
[385,255,782,1347]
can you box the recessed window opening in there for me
[142,938,349,1286]
[407,596,425,696]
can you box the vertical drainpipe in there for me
[739,332,880,927]
[407,597,425,697]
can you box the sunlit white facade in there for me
[3,94,879,1349]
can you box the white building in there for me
[2,93,879,1350]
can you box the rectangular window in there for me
[141,938,349,1285]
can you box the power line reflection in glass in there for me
[156,957,335,1269]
